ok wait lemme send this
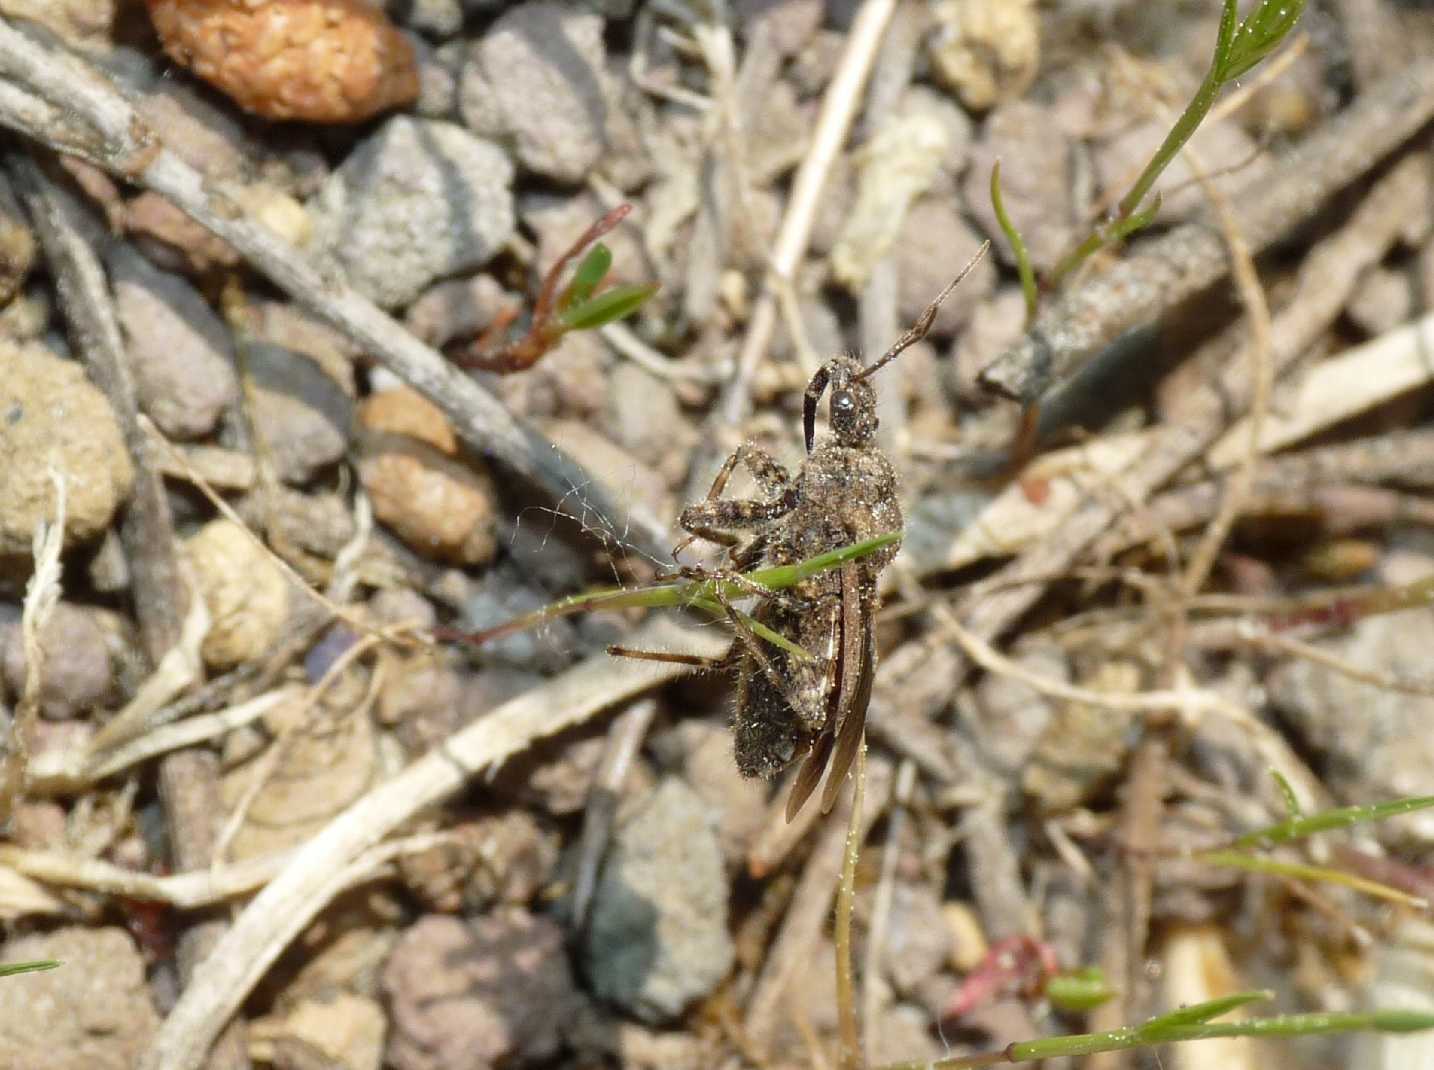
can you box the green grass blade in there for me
[1200,850,1426,907]
[989,160,1038,326]
[1231,795,1434,849]
[1269,767,1303,819]
[0,960,59,977]
[447,531,901,650]
[746,531,901,589]
[1142,991,1274,1030]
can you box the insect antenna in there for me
[853,240,991,383]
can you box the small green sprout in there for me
[451,202,659,373]
[994,0,1306,297]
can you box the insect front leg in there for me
[672,443,796,560]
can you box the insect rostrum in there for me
[614,244,989,821]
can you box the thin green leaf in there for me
[871,1002,1434,1070]
[1232,794,1434,849]
[747,531,901,590]
[0,959,59,977]
[446,532,900,650]
[559,242,613,312]
[559,283,659,331]
[1142,991,1274,1032]
[1269,768,1303,819]
[1200,850,1427,907]
[1046,968,1118,1013]
[1219,0,1306,82]
[989,160,1038,326]
[1112,0,1236,222]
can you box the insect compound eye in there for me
[832,391,855,417]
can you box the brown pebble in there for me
[145,0,419,123]
[358,388,498,567]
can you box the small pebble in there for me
[383,912,577,1070]
[185,519,291,670]
[243,341,353,484]
[0,927,159,1070]
[357,387,499,566]
[896,199,996,339]
[314,116,514,308]
[0,340,134,558]
[108,242,237,439]
[584,777,734,1023]
[463,2,608,183]
[2,602,112,720]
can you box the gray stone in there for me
[315,117,514,308]
[2,602,112,720]
[244,342,352,484]
[584,777,734,1022]
[464,3,608,183]
[108,241,237,438]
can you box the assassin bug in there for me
[612,244,990,820]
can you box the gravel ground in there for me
[2,3,1434,1070]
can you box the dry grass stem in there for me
[719,0,899,423]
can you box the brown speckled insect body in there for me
[615,245,988,820]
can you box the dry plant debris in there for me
[0,2,1433,1070]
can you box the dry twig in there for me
[978,60,1434,403]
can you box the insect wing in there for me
[820,566,874,813]
[783,599,843,821]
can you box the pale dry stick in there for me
[8,152,189,659]
[571,697,660,930]
[1086,735,1169,1070]
[949,152,1432,682]
[0,830,459,912]
[980,59,1434,403]
[834,743,868,1070]
[1200,623,1434,700]
[0,473,65,828]
[86,688,301,784]
[141,616,726,1070]
[25,685,295,794]
[0,845,296,910]
[1209,307,1434,465]
[85,593,210,756]
[719,0,898,424]
[744,759,893,1056]
[0,19,671,562]
[1180,154,1273,599]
